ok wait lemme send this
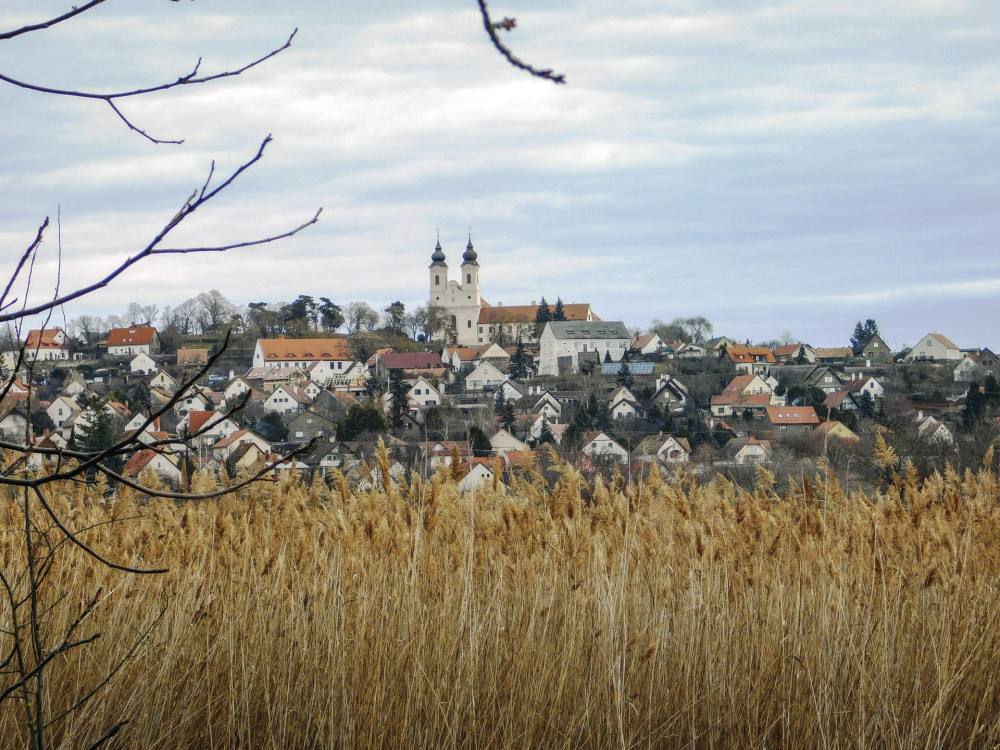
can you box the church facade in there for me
[429,237,482,346]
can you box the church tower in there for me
[460,235,481,307]
[427,234,483,346]
[429,237,447,302]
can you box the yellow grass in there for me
[3,454,1000,748]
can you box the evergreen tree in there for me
[509,333,530,381]
[552,298,567,321]
[616,357,634,388]
[537,417,554,445]
[857,390,876,419]
[74,394,124,476]
[534,297,552,338]
[388,370,409,429]
[962,381,987,427]
[468,425,492,457]
[534,297,552,324]
[494,389,516,432]
[340,403,387,440]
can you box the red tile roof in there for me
[106,326,156,347]
[765,406,820,425]
[258,337,352,362]
[478,303,597,325]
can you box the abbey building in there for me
[428,236,599,347]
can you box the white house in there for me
[633,434,692,465]
[46,395,78,429]
[150,370,178,391]
[407,377,442,408]
[907,333,961,362]
[23,329,69,361]
[609,386,643,420]
[262,384,313,415]
[106,326,159,356]
[533,391,562,420]
[129,352,157,375]
[582,431,629,464]
[212,429,272,461]
[122,449,182,485]
[458,460,501,495]
[537,321,631,376]
[465,361,507,392]
[252,337,353,370]
[489,428,525,456]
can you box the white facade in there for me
[466,361,507,392]
[537,321,630,376]
[428,238,482,346]
[129,352,157,375]
[407,377,441,408]
[908,333,961,362]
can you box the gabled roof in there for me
[928,332,960,350]
[257,337,352,362]
[543,321,630,340]
[106,326,156,347]
[726,346,776,364]
[187,410,215,434]
[765,406,820,425]
[24,329,65,349]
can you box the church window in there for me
[466,273,471,284]
[435,275,440,285]
[467,320,472,328]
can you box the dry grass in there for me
[3,452,1000,749]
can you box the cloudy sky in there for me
[2,0,998,349]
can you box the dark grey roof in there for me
[431,238,446,264]
[462,237,478,264]
[544,321,630,340]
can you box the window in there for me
[467,320,472,328]
[435,275,440,285]
[466,273,471,283]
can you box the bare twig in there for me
[0,30,298,144]
[476,1,565,84]
[0,138,320,324]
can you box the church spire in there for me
[462,231,478,264]
[431,233,446,264]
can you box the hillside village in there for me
[2,240,997,495]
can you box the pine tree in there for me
[534,297,552,338]
[616,357,634,388]
[388,370,409,429]
[552,298,567,321]
[509,333,530,381]
[537,417,554,445]
[534,297,552,324]
[857,390,876,419]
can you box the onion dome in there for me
[431,238,446,263]
[462,237,478,263]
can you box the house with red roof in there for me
[725,345,776,375]
[763,406,820,436]
[105,326,159,356]
[23,329,68,362]
[711,374,778,417]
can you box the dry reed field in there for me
[3,444,1000,749]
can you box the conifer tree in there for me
[552,298,567,321]
[509,333,530,380]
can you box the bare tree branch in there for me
[0,1,108,42]
[0,138,319,324]
[0,30,298,144]
[477,1,566,84]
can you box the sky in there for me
[1,0,998,350]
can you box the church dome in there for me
[462,237,478,263]
[431,238,446,263]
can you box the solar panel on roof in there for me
[601,362,654,375]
